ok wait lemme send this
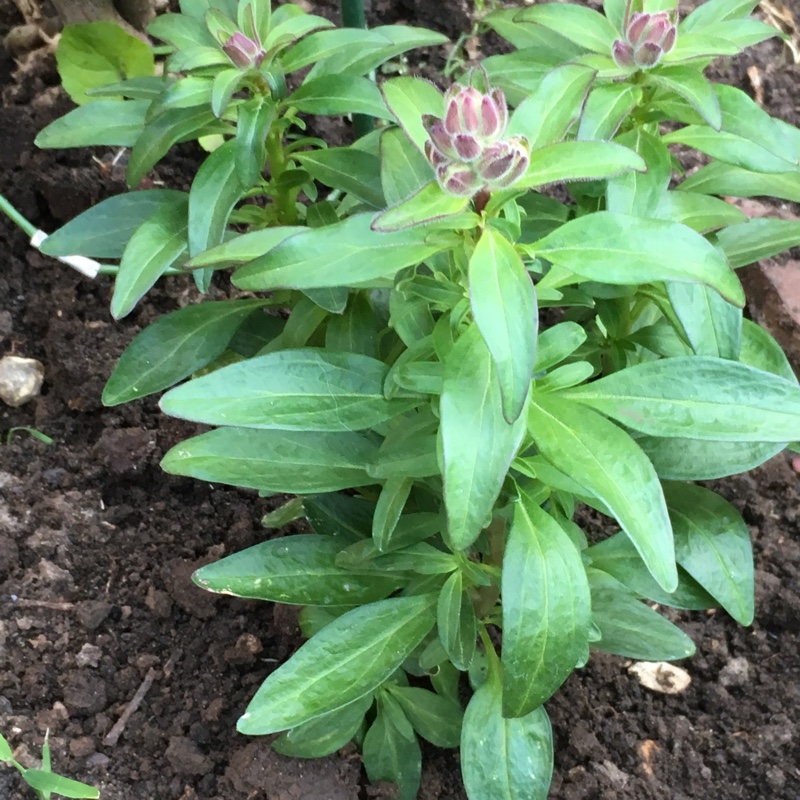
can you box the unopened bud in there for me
[612,40,635,68]
[223,32,265,70]
[437,163,482,197]
[614,10,676,69]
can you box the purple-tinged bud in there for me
[477,137,529,187]
[627,12,650,46]
[496,152,529,188]
[453,133,482,161]
[424,118,459,161]
[634,42,663,67]
[661,25,677,53]
[643,15,671,45]
[223,32,265,69]
[612,39,635,68]
[424,140,448,168]
[437,163,481,197]
[459,87,482,133]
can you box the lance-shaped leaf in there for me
[272,695,372,758]
[739,318,797,383]
[589,570,696,660]
[40,189,187,258]
[461,663,553,800]
[282,28,392,72]
[507,64,595,150]
[666,281,741,359]
[232,213,451,290]
[381,76,445,155]
[380,126,435,207]
[652,191,746,233]
[160,349,418,431]
[193,535,402,606]
[679,161,800,203]
[531,211,745,307]
[388,686,463,748]
[469,226,537,423]
[517,141,646,189]
[440,327,527,551]
[287,75,393,119]
[578,83,643,141]
[363,702,421,800]
[297,147,385,208]
[238,594,436,733]
[18,771,100,800]
[102,299,269,405]
[648,66,722,129]
[35,99,149,148]
[111,197,189,319]
[185,226,304,269]
[372,181,469,232]
[438,571,477,671]
[716,218,800,268]
[502,497,590,717]
[663,483,754,625]
[681,0,760,32]
[563,356,800,442]
[161,427,378,493]
[515,4,617,53]
[528,394,677,592]
[606,129,672,217]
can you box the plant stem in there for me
[339,0,374,140]
[474,515,505,619]
[266,125,298,225]
[0,192,37,237]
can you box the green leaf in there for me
[372,181,469,232]
[563,356,800,442]
[679,161,800,203]
[666,282,741,359]
[380,126,434,207]
[147,13,219,48]
[305,492,374,540]
[39,189,187,258]
[287,75,392,119]
[232,213,450,290]
[56,22,154,105]
[589,570,696,660]
[388,686,463,748]
[502,497,590,717]
[662,33,741,63]
[296,147,385,208]
[272,695,372,758]
[111,196,189,319]
[22,770,99,799]
[86,75,168,100]
[648,66,721,129]
[515,4,617,53]
[638,437,785,480]
[0,733,12,761]
[373,478,414,552]
[437,571,477,671]
[102,299,269,405]
[469,227,537,423]
[381,76,444,155]
[507,64,596,150]
[160,347,419,431]
[681,0,760,33]
[534,322,587,371]
[193,535,402,605]
[461,667,553,800]
[652,191,747,233]
[739,318,796,383]
[484,8,585,56]
[531,212,745,307]
[185,226,303,269]
[127,105,226,188]
[517,141,646,189]
[238,594,436,733]
[235,94,275,187]
[188,139,245,264]
[528,394,677,592]
[441,327,526,551]
[161,427,378,493]
[578,83,644,141]
[606,129,672,217]
[35,99,148,148]
[238,0,271,44]
[282,28,392,72]
[363,704,421,800]
[210,68,243,117]
[716,218,800,268]
[663,483,754,625]
[586,533,717,610]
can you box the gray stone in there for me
[0,355,44,407]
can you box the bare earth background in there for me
[1,1,799,799]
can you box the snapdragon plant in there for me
[30,0,800,797]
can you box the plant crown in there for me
[35,0,800,796]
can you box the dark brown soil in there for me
[1,3,799,800]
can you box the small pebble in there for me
[0,355,44,407]
[719,656,750,688]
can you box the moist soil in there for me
[1,2,799,799]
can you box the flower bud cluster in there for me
[612,11,677,69]
[423,85,529,198]
[223,31,267,70]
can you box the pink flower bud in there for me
[478,137,529,187]
[634,42,663,67]
[437,163,481,197]
[662,25,677,54]
[627,12,650,46]
[453,133,482,161]
[223,32,265,69]
[612,40,635,68]
[424,140,448,168]
[459,87,482,133]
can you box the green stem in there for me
[266,125,298,225]
[474,516,505,619]
[0,192,37,237]
[339,0,374,140]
